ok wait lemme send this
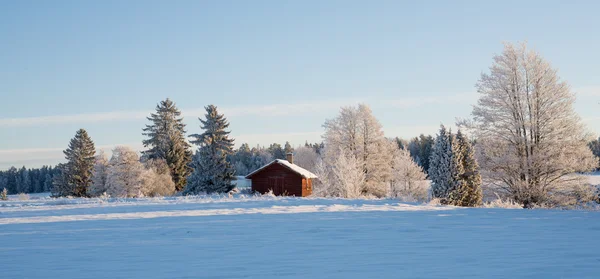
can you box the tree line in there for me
[0,166,59,195]
[2,42,599,208]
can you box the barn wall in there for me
[249,164,304,196]
[302,178,314,197]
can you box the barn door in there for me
[268,177,285,195]
[268,177,277,194]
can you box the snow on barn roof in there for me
[245,159,318,179]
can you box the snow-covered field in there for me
[1,194,600,278]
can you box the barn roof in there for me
[245,159,318,179]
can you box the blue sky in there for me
[1,0,599,169]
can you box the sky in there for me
[1,0,599,169]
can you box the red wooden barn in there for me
[246,153,317,197]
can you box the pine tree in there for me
[52,129,96,197]
[185,105,235,194]
[429,125,453,200]
[449,130,483,207]
[142,98,192,191]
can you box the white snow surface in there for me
[246,159,318,178]
[1,194,600,278]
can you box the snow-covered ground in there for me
[1,194,600,278]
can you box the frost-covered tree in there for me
[428,125,454,200]
[52,129,96,197]
[185,105,235,194]
[461,42,597,208]
[322,104,392,197]
[315,147,365,198]
[142,98,192,191]
[1,188,7,200]
[389,144,428,201]
[105,147,175,198]
[106,146,145,198]
[293,146,319,173]
[89,151,109,197]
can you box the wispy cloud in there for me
[0,93,475,128]
[0,143,145,170]
[574,86,600,97]
[0,111,150,127]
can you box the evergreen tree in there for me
[52,129,96,197]
[445,131,464,204]
[449,130,483,207]
[185,105,235,194]
[268,143,285,159]
[142,98,192,191]
[429,125,453,200]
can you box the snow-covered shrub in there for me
[482,198,523,209]
[18,193,29,201]
[1,188,7,200]
[140,168,176,197]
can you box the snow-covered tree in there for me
[322,104,392,197]
[89,151,109,197]
[1,187,7,200]
[447,130,483,207]
[293,146,319,173]
[428,125,454,200]
[315,147,365,198]
[52,129,96,197]
[142,98,192,191]
[104,147,176,198]
[389,144,428,201]
[185,105,236,194]
[106,146,145,198]
[461,42,597,208]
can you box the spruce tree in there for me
[185,105,235,194]
[450,130,483,206]
[142,98,193,191]
[446,131,464,205]
[428,125,453,200]
[52,129,96,197]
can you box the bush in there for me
[1,188,7,200]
